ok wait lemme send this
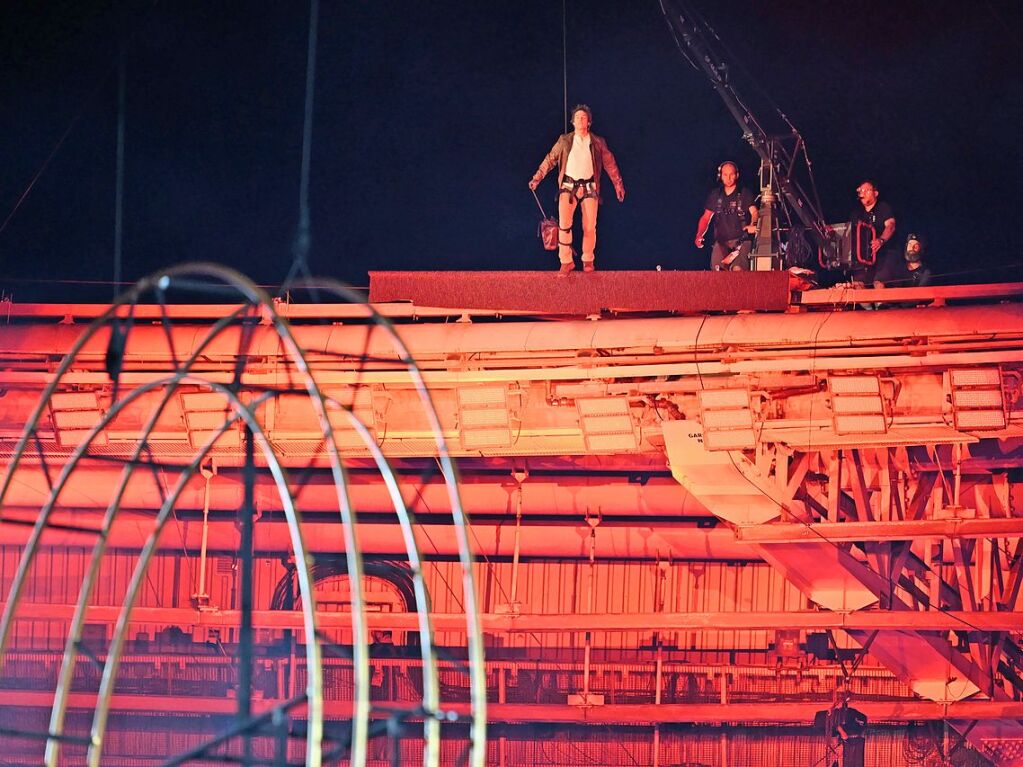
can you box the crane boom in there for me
[659,0,841,267]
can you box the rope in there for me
[531,189,550,219]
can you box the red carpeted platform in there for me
[368,270,792,314]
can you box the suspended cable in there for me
[562,0,568,132]
[113,46,126,298]
[0,118,81,240]
[283,0,321,292]
[0,0,161,243]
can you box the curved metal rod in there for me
[2,262,471,765]
[0,262,357,765]
[331,402,441,767]
[45,307,252,765]
[86,382,314,766]
[0,297,213,656]
[158,263,371,765]
[0,268,179,524]
[286,276,486,767]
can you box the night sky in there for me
[1,1,1019,301]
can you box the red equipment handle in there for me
[855,221,877,265]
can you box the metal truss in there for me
[684,438,1023,763]
[786,446,1023,698]
[0,264,486,767]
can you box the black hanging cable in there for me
[282,0,321,295]
[113,44,127,302]
[0,118,82,239]
[113,45,126,298]
[0,0,161,243]
[562,0,568,132]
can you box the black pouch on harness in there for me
[532,189,559,251]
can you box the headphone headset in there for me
[717,161,738,182]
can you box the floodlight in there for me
[829,375,886,435]
[576,397,638,452]
[457,385,512,450]
[697,388,756,451]
[949,367,1006,431]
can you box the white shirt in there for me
[565,133,594,180]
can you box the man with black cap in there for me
[874,233,932,289]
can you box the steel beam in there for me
[7,603,1023,632]
[736,517,1023,543]
[7,690,1023,723]
[798,281,1023,305]
[0,301,532,321]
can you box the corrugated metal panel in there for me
[490,726,989,767]
[1,715,989,767]
[0,653,919,705]
[2,546,826,655]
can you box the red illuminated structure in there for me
[2,266,1023,766]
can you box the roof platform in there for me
[368,269,792,314]
[2,275,1021,323]
[369,271,1023,316]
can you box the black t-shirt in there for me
[850,200,894,240]
[705,187,755,243]
[876,254,932,287]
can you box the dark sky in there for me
[1,1,1019,301]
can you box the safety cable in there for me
[113,48,126,298]
[282,0,321,294]
[0,118,82,240]
[0,1,161,243]
[562,0,568,133]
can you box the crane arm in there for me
[659,0,839,264]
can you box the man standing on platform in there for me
[694,162,759,270]
[851,180,896,281]
[529,104,625,272]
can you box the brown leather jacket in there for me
[530,131,625,202]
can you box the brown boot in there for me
[559,261,576,273]
[582,260,595,272]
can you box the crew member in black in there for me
[694,162,759,270]
[850,180,895,280]
[874,233,932,288]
